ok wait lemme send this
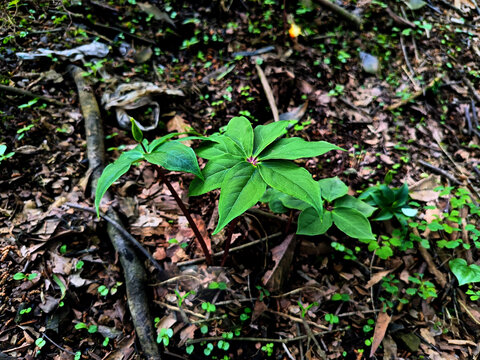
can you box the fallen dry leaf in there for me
[262,233,297,292]
[370,310,392,357]
[365,269,394,289]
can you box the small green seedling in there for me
[263,177,376,240]
[75,322,98,334]
[359,172,417,229]
[202,302,216,313]
[190,116,343,234]
[175,289,196,307]
[208,281,228,290]
[157,328,173,346]
[298,301,318,318]
[0,144,14,163]
[325,313,339,324]
[261,342,274,356]
[13,272,39,281]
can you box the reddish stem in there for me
[221,217,239,266]
[156,167,213,266]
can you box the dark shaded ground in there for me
[1,1,480,359]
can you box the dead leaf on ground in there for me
[262,233,297,292]
[365,269,394,289]
[370,310,392,357]
[409,175,441,202]
[167,115,193,146]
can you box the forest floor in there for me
[1,1,480,359]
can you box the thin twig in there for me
[255,62,280,122]
[65,202,167,279]
[176,232,282,267]
[265,309,329,330]
[385,75,442,111]
[42,333,76,356]
[417,160,462,185]
[186,327,349,345]
[221,217,239,266]
[153,300,206,319]
[462,76,480,103]
[0,84,64,106]
[400,35,416,81]
[156,168,213,266]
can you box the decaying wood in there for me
[67,65,161,359]
[0,83,65,106]
[314,0,363,28]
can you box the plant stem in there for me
[155,166,213,265]
[221,217,239,266]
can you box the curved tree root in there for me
[68,65,161,359]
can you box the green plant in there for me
[359,173,417,229]
[0,144,14,163]
[325,313,339,324]
[95,118,213,264]
[261,342,274,356]
[75,322,98,333]
[16,123,34,140]
[449,258,480,286]
[209,281,227,290]
[35,337,46,349]
[13,272,38,281]
[263,177,376,240]
[175,289,196,307]
[298,301,318,318]
[466,287,480,300]
[157,328,173,346]
[190,116,343,234]
[97,285,109,297]
[202,302,216,313]
[256,285,270,301]
[331,293,350,302]
[406,273,437,299]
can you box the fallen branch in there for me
[176,232,282,267]
[385,75,442,111]
[65,202,167,279]
[314,0,362,28]
[67,64,161,359]
[255,62,280,122]
[418,160,462,185]
[0,83,64,106]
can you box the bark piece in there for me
[68,65,161,359]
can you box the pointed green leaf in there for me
[401,207,417,217]
[259,137,344,160]
[196,135,244,159]
[373,208,394,221]
[214,162,266,234]
[189,155,242,196]
[144,141,202,178]
[253,120,292,156]
[332,207,375,240]
[258,160,322,215]
[148,132,185,152]
[334,195,376,217]
[225,116,254,156]
[297,208,333,235]
[95,150,144,216]
[449,258,480,286]
[261,187,309,212]
[393,183,409,207]
[318,177,348,202]
[130,117,143,143]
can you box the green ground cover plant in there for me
[190,116,344,234]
